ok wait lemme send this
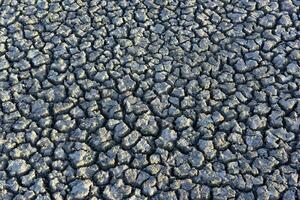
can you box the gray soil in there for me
[0,0,299,199]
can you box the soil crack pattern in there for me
[0,0,299,199]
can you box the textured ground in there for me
[0,0,300,199]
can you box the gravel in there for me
[0,0,299,199]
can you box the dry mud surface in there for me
[0,0,300,199]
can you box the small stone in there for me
[214,132,229,150]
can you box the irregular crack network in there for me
[0,0,299,200]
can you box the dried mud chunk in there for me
[69,143,95,168]
[7,159,30,176]
[117,75,136,92]
[12,117,31,131]
[0,55,9,70]
[247,115,266,130]
[136,113,158,136]
[31,99,49,117]
[122,131,141,149]
[154,82,171,95]
[188,148,204,168]
[54,114,76,132]
[103,179,132,200]
[70,179,92,199]
[259,14,276,28]
[175,115,192,130]
[32,54,50,66]
[155,128,177,150]
[198,139,216,160]
[271,128,295,142]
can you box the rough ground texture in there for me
[0,0,299,199]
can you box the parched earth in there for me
[0,0,299,199]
